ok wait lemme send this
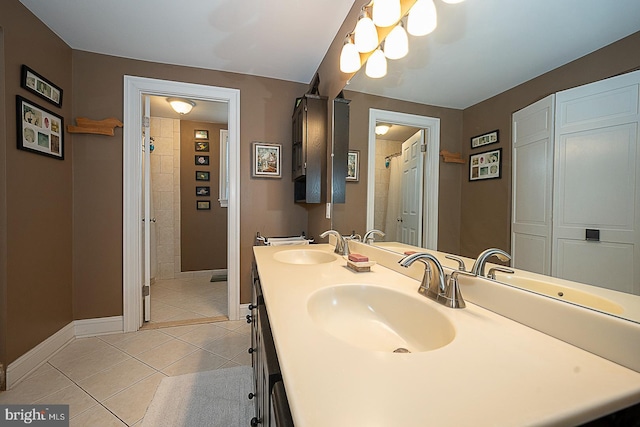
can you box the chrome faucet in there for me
[487,266,515,280]
[471,248,512,277]
[363,229,385,244]
[399,252,446,302]
[320,230,349,256]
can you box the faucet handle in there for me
[487,267,515,280]
[443,270,475,309]
[445,255,467,272]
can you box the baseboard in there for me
[6,322,75,389]
[239,303,250,314]
[74,315,124,338]
[6,316,124,389]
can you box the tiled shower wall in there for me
[150,117,181,280]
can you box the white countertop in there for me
[253,244,640,426]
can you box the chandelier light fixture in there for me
[167,98,195,115]
[340,0,464,79]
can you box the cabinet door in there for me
[292,99,305,180]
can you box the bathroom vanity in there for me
[252,243,640,426]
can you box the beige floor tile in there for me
[103,372,166,426]
[50,344,130,382]
[49,337,113,366]
[219,360,242,369]
[0,364,73,404]
[77,358,156,402]
[157,323,203,337]
[34,383,98,419]
[70,404,127,427]
[135,339,199,370]
[177,323,230,347]
[161,349,228,376]
[232,349,252,366]
[163,310,207,323]
[218,319,251,331]
[204,331,251,360]
[107,330,173,356]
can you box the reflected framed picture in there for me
[347,150,359,182]
[470,148,501,181]
[252,142,281,178]
[21,65,63,107]
[195,171,210,181]
[195,155,209,165]
[16,95,64,160]
[194,130,209,140]
[195,141,209,152]
[196,186,210,196]
[196,200,211,210]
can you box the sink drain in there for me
[393,348,411,353]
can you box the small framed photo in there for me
[196,171,210,181]
[16,95,64,160]
[470,148,502,181]
[194,130,209,140]
[195,155,209,166]
[195,141,209,152]
[196,186,210,197]
[471,130,499,149]
[252,142,281,178]
[21,65,63,108]
[196,200,211,210]
[347,150,359,182]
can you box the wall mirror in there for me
[329,0,640,324]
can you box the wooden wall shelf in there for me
[67,117,123,136]
[440,150,465,164]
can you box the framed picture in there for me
[16,95,64,160]
[21,65,63,108]
[252,142,281,178]
[195,155,209,166]
[470,148,502,181]
[196,200,211,210]
[347,150,359,182]
[195,141,209,152]
[194,130,209,140]
[196,186,210,197]
[195,171,210,181]
[471,130,499,149]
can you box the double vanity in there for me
[252,239,640,426]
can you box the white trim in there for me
[6,322,75,389]
[74,316,124,338]
[366,109,440,250]
[123,76,241,332]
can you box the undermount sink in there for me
[307,284,455,353]
[497,275,624,315]
[273,249,337,265]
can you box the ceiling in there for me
[19,0,640,111]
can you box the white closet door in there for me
[512,94,555,275]
[400,131,424,246]
[553,70,640,295]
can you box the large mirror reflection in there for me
[330,0,640,323]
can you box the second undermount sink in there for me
[307,284,455,353]
[273,249,337,265]
[496,275,624,315]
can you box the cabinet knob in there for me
[248,347,255,354]
[248,392,255,400]
[246,314,252,324]
[251,416,261,426]
[249,304,256,310]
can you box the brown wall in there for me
[459,31,640,258]
[180,120,228,271]
[0,1,74,365]
[336,91,464,254]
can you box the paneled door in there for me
[142,95,152,321]
[553,70,640,294]
[400,131,425,246]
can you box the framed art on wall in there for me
[21,65,63,108]
[195,141,209,152]
[194,130,209,140]
[251,142,281,178]
[196,200,211,210]
[470,148,502,181]
[471,130,499,149]
[196,171,210,181]
[196,186,211,196]
[16,95,64,160]
[347,150,359,182]
[195,155,209,165]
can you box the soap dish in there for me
[346,259,376,272]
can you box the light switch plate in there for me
[325,203,331,219]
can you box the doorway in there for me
[123,76,241,332]
[366,109,440,250]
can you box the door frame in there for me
[366,109,440,250]
[123,76,241,332]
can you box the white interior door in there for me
[553,70,640,295]
[400,131,424,246]
[142,95,151,321]
[512,94,555,275]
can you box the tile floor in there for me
[149,276,228,323]
[0,277,248,426]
